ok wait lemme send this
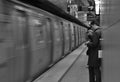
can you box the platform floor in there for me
[34,44,89,82]
[60,46,89,82]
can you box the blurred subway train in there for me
[0,0,87,82]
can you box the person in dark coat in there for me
[91,22,103,67]
[86,27,101,82]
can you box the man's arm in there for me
[87,32,99,48]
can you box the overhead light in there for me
[95,0,100,14]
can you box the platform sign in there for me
[78,11,87,22]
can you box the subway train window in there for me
[31,18,44,43]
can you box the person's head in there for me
[90,21,99,30]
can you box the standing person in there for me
[86,25,101,82]
[91,21,102,68]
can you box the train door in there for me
[60,22,65,57]
[57,21,63,58]
[63,22,70,55]
[52,20,63,62]
[80,27,82,43]
[0,1,12,82]
[68,24,72,51]
[58,21,64,57]
[76,26,79,47]
[0,3,25,82]
[81,27,83,42]
[78,27,81,44]
[8,8,30,82]
[67,23,70,53]
[28,12,52,78]
[83,28,85,42]
[83,28,87,41]
[45,18,53,65]
[77,27,80,45]
[82,28,84,42]
[73,26,76,48]
[70,23,75,50]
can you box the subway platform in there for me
[33,44,89,82]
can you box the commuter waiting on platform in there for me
[90,22,102,69]
[85,23,101,82]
